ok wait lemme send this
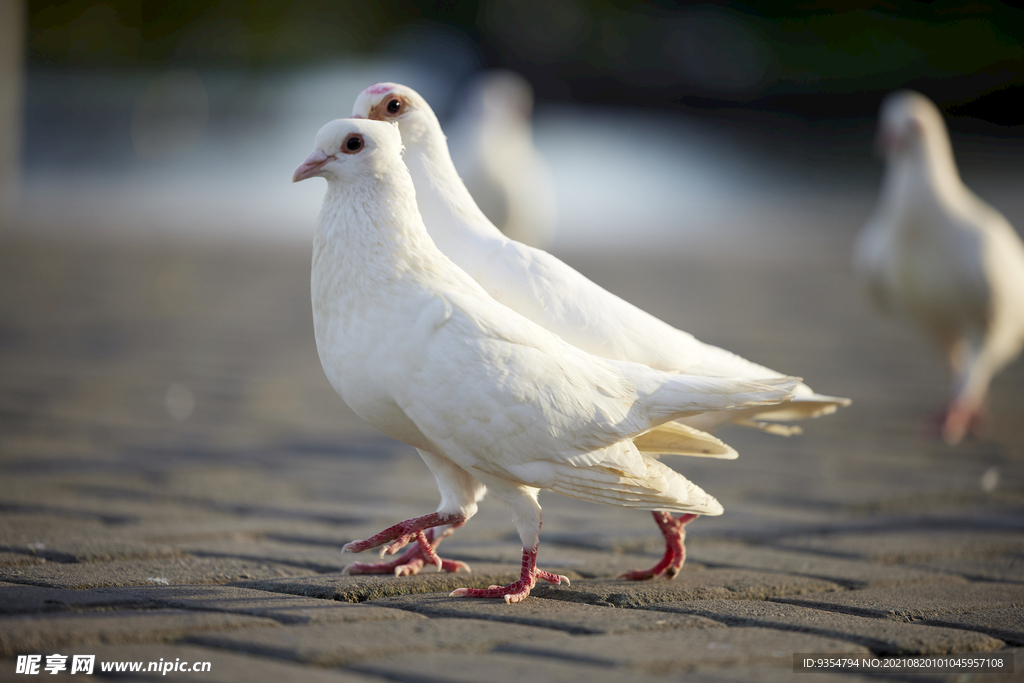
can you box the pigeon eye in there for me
[342,134,363,154]
[386,98,402,115]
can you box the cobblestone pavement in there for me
[0,226,1021,682]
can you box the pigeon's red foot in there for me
[342,527,471,576]
[618,512,698,581]
[449,546,569,604]
[940,401,989,445]
[342,512,468,574]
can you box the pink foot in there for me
[342,512,469,575]
[618,512,698,581]
[939,399,990,445]
[449,545,569,604]
[343,527,470,576]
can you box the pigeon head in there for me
[293,118,404,184]
[466,70,535,123]
[352,83,438,146]
[876,90,949,161]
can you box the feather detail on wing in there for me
[746,392,852,422]
[546,452,723,516]
[632,421,737,459]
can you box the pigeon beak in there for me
[292,150,334,183]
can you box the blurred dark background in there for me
[2,0,1023,247]
[23,0,1024,121]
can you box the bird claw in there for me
[620,511,695,581]
[343,534,470,577]
[448,560,566,603]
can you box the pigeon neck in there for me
[883,137,965,211]
[313,172,441,287]
[405,124,506,248]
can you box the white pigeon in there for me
[350,82,850,579]
[854,90,1024,445]
[293,118,799,602]
[447,70,557,248]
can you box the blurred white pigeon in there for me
[854,90,1024,445]
[447,70,557,248]
[293,118,799,602]
[351,82,850,579]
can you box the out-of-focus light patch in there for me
[980,466,1000,493]
[535,105,751,250]
[17,59,453,243]
[165,382,195,422]
[131,70,209,159]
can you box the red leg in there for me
[968,402,991,440]
[450,544,569,604]
[342,513,470,576]
[619,512,698,581]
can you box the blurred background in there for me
[2,0,1023,249]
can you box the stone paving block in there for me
[688,541,964,589]
[349,651,686,683]
[0,556,316,590]
[181,539,353,573]
[529,569,844,608]
[644,599,1003,654]
[128,516,364,546]
[239,565,581,602]
[0,644,380,682]
[923,608,1024,646]
[0,609,278,658]
[130,585,425,625]
[0,512,184,563]
[189,617,568,666]
[369,592,725,635]
[0,584,421,624]
[538,504,854,550]
[911,556,1024,583]
[0,583,149,615]
[0,552,45,567]
[500,627,869,674]
[773,530,1024,564]
[776,582,1024,621]
[441,539,709,579]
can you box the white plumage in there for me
[854,90,1024,444]
[352,83,849,436]
[293,118,798,602]
[351,82,849,580]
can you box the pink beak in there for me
[292,150,333,182]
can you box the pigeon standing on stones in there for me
[447,70,557,248]
[350,82,850,579]
[293,118,799,602]
[854,90,1024,444]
